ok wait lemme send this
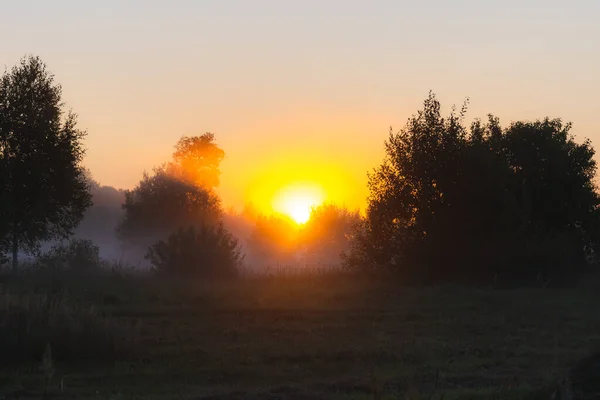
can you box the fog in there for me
[40,180,359,274]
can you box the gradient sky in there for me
[1,0,599,212]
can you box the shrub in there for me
[146,224,243,279]
[38,239,101,271]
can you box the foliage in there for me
[145,224,243,279]
[117,167,221,248]
[0,56,92,271]
[166,133,225,190]
[117,134,225,256]
[348,92,600,284]
[38,238,102,271]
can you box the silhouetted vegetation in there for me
[116,134,225,267]
[73,170,126,260]
[0,56,92,272]
[246,214,300,267]
[2,55,600,398]
[117,168,221,247]
[301,203,361,266]
[146,224,243,278]
[346,92,600,285]
[167,133,225,190]
[38,239,102,272]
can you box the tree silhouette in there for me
[117,133,226,254]
[146,224,242,279]
[348,92,600,284]
[499,118,600,282]
[301,203,362,266]
[247,214,300,266]
[0,56,91,272]
[166,133,225,190]
[117,167,221,250]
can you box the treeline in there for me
[347,93,600,285]
[1,56,598,286]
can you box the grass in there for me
[0,289,140,365]
[1,269,599,399]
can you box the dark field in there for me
[2,274,600,399]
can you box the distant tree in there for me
[72,170,126,259]
[349,92,600,284]
[301,203,362,266]
[146,224,242,279]
[247,214,300,266]
[117,133,226,254]
[117,167,221,249]
[0,56,92,272]
[166,133,225,190]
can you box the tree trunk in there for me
[11,232,18,274]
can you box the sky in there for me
[1,0,599,213]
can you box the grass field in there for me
[1,272,600,399]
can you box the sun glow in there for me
[272,183,325,224]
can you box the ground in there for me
[1,274,599,399]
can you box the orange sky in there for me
[1,1,599,213]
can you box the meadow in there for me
[1,269,599,399]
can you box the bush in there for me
[0,290,140,364]
[146,224,243,279]
[38,239,101,271]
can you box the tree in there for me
[146,224,242,279]
[39,238,101,272]
[166,133,225,190]
[350,92,600,284]
[352,92,470,280]
[301,203,362,266]
[499,118,600,282]
[117,167,221,249]
[72,170,126,260]
[0,56,92,272]
[117,133,226,254]
[246,214,300,267]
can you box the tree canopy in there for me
[117,167,221,248]
[166,133,225,190]
[347,92,600,285]
[0,56,91,271]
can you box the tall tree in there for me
[500,118,600,281]
[118,134,226,253]
[166,133,225,190]
[117,167,221,249]
[350,92,600,284]
[0,56,91,272]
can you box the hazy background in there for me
[1,0,599,213]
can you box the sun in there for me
[272,183,325,224]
